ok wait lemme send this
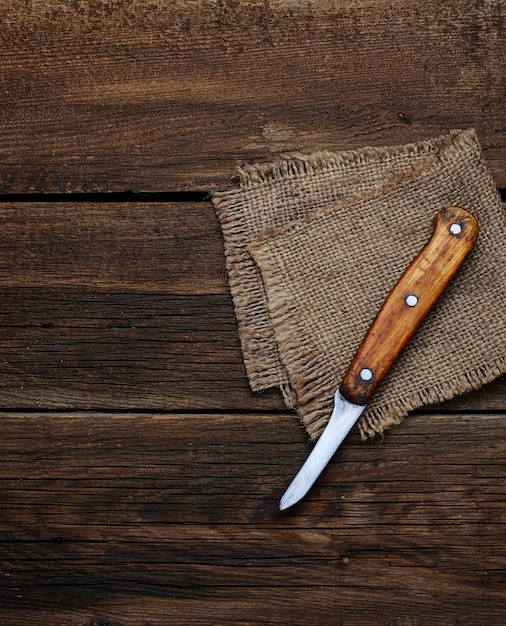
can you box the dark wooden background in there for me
[0,1,504,624]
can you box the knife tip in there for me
[279,490,299,511]
[279,499,290,512]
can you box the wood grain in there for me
[0,411,504,625]
[0,201,503,412]
[1,1,504,622]
[0,0,505,192]
[0,201,227,294]
[0,201,281,410]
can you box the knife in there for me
[279,206,478,510]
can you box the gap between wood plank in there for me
[0,190,504,202]
[0,404,502,417]
[0,191,211,203]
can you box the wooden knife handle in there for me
[339,206,478,406]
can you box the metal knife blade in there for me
[279,206,478,510]
[279,390,364,510]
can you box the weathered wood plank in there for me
[0,201,503,411]
[0,201,227,294]
[0,201,279,409]
[0,286,289,410]
[0,411,504,624]
[1,0,505,192]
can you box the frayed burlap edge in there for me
[212,173,295,405]
[212,130,480,406]
[235,129,475,188]
[356,357,506,440]
[212,130,505,439]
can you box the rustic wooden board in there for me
[0,201,281,410]
[1,0,505,192]
[1,1,504,623]
[0,201,503,412]
[0,411,504,625]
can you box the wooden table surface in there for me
[0,1,504,624]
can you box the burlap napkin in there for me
[212,129,505,440]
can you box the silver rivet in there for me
[405,294,418,307]
[450,223,462,235]
[359,368,373,381]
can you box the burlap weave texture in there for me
[212,129,505,440]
